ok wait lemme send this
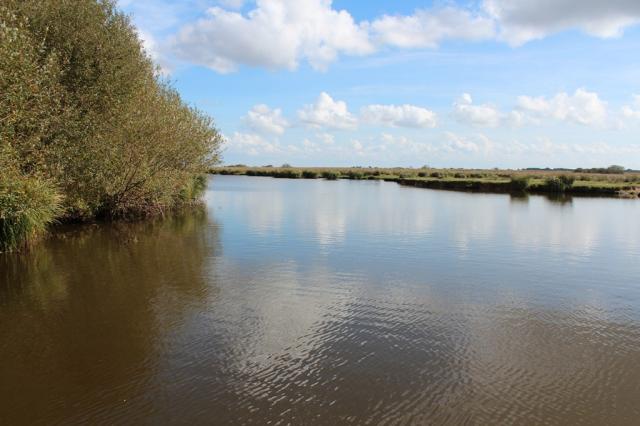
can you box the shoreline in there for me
[210,167,640,199]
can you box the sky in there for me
[118,0,640,169]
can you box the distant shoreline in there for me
[210,167,640,199]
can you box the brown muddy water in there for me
[1,175,640,425]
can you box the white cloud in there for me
[360,104,437,128]
[371,7,495,48]
[453,93,503,127]
[227,132,280,155]
[317,133,336,145]
[379,133,440,155]
[453,89,611,128]
[516,89,608,127]
[351,140,364,152]
[243,104,289,135]
[445,131,480,152]
[128,0,640,74]
[170,0,373,73]
[298,92,357,130]
[622,95,640,120]
[484,0,640,45]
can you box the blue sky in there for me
[119,0,640,168]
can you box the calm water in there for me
[2,175,640,425]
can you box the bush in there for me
[544,175,575,193]
[559,175,575,187]
[302,170,318,179]
[273,169,301,179]
[346,170,364,180]
[509,176,531,191]
[321,171,339,180]
[1,0,222,248]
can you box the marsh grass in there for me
[0,175,63,252]
[210,166,640,198]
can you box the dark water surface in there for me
[2,175,640,425]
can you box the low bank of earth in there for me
[210,167,640,199]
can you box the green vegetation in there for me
[575,165,626,174]
[210,166,640,198]
[543,175,575,193]
[0,172,63,252]
[0,0,221,251]
[321,171,340,180]
[509,176,531,191]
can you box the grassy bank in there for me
[210,166,640,198]
[1,1,221,252]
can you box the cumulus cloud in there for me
[484,0,640,45]
[317,133,336,145]
[622,95,640,120]
[243,104,289,135]
[227,132,279,155]
[516,89,608,127]
[454,89,612,128]
[445,131,480,152]
[453,94,503,127]
[129,0,640,73]
[360,104,437,128]
[298,92,358,130]
[371,7,495,48]
[170,0,373,73]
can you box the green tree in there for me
[0,0,222,250]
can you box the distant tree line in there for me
[574,165,626,174]
[525,165,628,174]
[1,0,222,251]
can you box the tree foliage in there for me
[1,0,222,249]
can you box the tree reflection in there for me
[0,207,221,424]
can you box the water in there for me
[2,175,640,425]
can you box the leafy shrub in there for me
[321,171,339,180]
[302,170,318,179]
[509,176,531,191]
[0,0,222,248]
[544,175,575,192]
[346,170,364,180]
[559,175,575,187]
[273,169,301,179]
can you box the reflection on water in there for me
[2,175,640,425]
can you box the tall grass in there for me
[0,175,63,252]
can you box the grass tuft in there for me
[0,175,63,252]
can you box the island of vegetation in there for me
[211,165,640,199]
[0,0,222,252]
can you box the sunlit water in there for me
[2,175,640,425]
